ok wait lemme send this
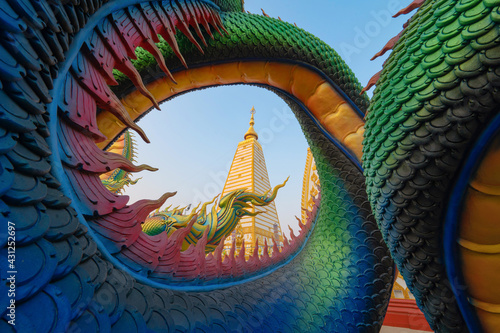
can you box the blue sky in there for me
[123,1,414,233]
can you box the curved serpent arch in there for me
[0,0,393,332]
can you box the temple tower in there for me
[222,107,283,256]
[301,148,320,224]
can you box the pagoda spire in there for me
[222,105,283,257]
[244,106,259,140]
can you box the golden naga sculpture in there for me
[142,178,289,253]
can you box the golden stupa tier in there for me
[301,148,320,224]
[222,107,284,257]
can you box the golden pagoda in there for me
[222,107,283,256]
[301,148,320,224]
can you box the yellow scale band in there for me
[459,134,500,330]
[96,61,365,162]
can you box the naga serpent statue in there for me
[0,0,498,332]
[100,130,143,194]
[142,179,288,253]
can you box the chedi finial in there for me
[244,106,258,140]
